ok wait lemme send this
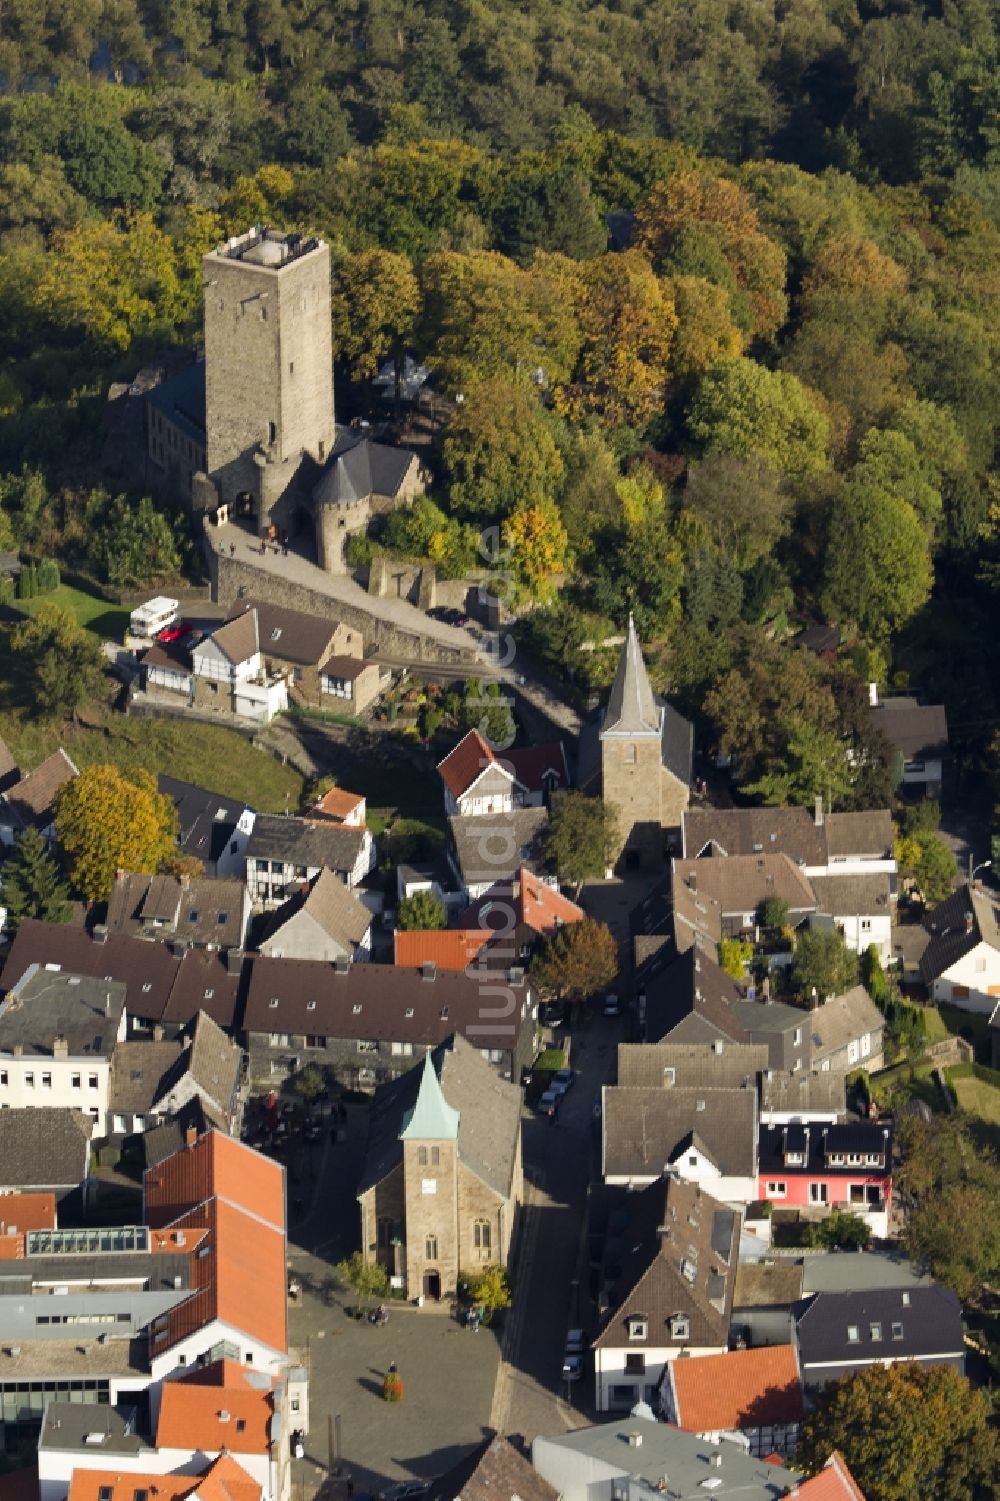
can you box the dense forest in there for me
[1,0,999,825]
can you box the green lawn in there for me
[917,1003,949,1044]
[19,583,129,640]
[0,707,303,813]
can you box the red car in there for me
[156,621,188,643]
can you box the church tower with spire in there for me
[599,615,692,870]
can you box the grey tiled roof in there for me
[0,1107,92,1188]
[759,1069,846,1116]
[602,616,661,735]
[105,871,246,950]
[603,1083,757,1178]
[642,949,747,1046]
[672,854,817,917]
[617,1040,769,1089]
[683,806,894,865]
[809,872,892,918]
[359,1034,521,1197]
[803,985,884,1059]
[227,598,342,667]
[448,807,549,889]
[870,697,948,760]
[0,966,126,1057]
[593,1175,740,1351]
[110,1038,185,1114]
[313,432,416,507]
[796,1285,964,1368]
[248,813,366,873]
[261,867,371,950]
[428,1435,558,1501]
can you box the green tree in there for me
[759,896,790,931]
[531,916,618,1006]
[443,380,565,521]
[329,247,419,393]
[290,1063,326,1101]
[0,826,72,935]
[397,891,447,931]
[335,1251,389,1302]
[811,1209,871,1251]
[895,831,957,905]
[687,358,829,480]
[681,454,791,569]
[897,1113,1000,1302]
[790,927,859,1002]
[54,765,177,902]
[463,1264,512,1312]
[11,605,104,718]
[822,477,932,643]
[795,1364,998,1501]
[545,792,619,895]
[589,514,684,637]
[87,492,184,589]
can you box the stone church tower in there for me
[399,1052,462,1302]
[202,228,335,535]
[600,615,693,871]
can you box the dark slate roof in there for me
[226,598,341,667]
[796,1286,964,1369]
[602,616,661,736]
[145,361,206,445]
[593,1176,740,1351]
[157,775,248,869]
[793,624,841,655]
[247,814,367,873]
[603,1084,757,1178]
[158,949,242,1030]
[758,1122,892,1178]
[312,431,416,507]
[244,956,530,1051]
[143,1098,216,1169]
[642,949,747,1047]
[920,884,1000,982]
[617,1041,769,1090]
[0,1107,92,1188]
[359,1034,521,1197]
[427,1435,558,1501]
[662,702,694,787]
[870,697,948,761]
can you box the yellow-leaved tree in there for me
[54,765,177,902]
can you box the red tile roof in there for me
[0,1193,56,1257]
[69,1459,261,1501]
[156,1373,274,1453]
[505,742,568,795]
[458,867,583,937]
[669,1344,804,1433]
[313,787,365,822]
[437,731,513,799]
[791,1454,866,1501]
[144,1131,287,1357]
[191,1455,263,1501]
[393,930,493,970]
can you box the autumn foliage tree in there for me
[795,1364,998,1501]
[54,765,177,902]
[531,916,618,1008]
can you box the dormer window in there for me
[307,1000,316,1011]
[627,1315,648,1341]
[353,1004,362,1014]
[269,998,279,1009]
[669,1314,689,1340]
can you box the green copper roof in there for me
[399,1051,460,1141]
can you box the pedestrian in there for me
[229,543,236,558]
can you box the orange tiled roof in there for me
[0,1193,56,1235]
[459,867,584,938]
[191,1454,263,1501]
[669,1343,803,1433]
[69,1474,195,1501]
[791,1453,867,1501]
[313,787,365,822]
[394,930,493,970]
[144,1131,287,1357]
[156,1377,273,1453]
[437,731,510,799]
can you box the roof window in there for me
[269,998,279,1009]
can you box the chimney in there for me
[91,924,109,946]
[53,1036,68,1059]
[868,681,878,707]
[180,873,191,890]
[965,913,974,934]
[225,948,244,976]
[421,962,437,982]
[12,1044,22,1058]
[814,795,824,828]
[116,869,126,883]
[626,1432,643,1448]
[185,1126,198,1147]
[152,1023,164,1042]
[711,1453,723,1470]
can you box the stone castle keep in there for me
[144,227,422,572]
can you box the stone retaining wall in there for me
[210,550,478,667]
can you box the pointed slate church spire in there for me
[399,1050,460,1141]
[601,614,662,737]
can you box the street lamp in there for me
[969,858,992,885]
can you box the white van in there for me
[129,596,179,642]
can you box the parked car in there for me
[603,993,621,1017]
[537,1088,561,1116]
[380,1484,431,1501]
[561,1354,584,1382]
[540,1002,565,1028]
[565,1328,586,1355]
[552,1068,575,1095]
